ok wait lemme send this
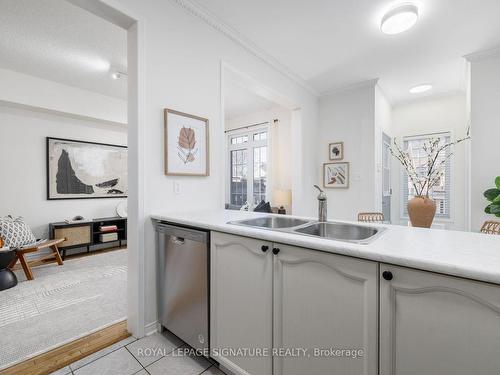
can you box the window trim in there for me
[226,124,270,209]
[399,131,454,222]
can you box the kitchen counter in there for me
[151,209,500,285]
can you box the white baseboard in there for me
[144,321,159,336]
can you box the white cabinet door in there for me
[211,232,273,375]
[273,244,378,375]
[380,264,500,375]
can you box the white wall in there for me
[0,68,127,125]
[390,94,468,230]
[469,52,500,231]
[0,104,127,238]
[375,85,392,212]
[318,81,380,220]
[225,105,292,209]
[106,0,319,330]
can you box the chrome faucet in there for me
[314,185,327,222]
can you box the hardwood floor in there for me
[0,320,130,375]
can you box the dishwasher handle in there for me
[156,222,208,243]
[171,236,185,245]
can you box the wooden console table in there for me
[49,217,127,259]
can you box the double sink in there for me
[228,216,385,244]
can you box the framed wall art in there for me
[47,137,127,200]
[164,108,209,176]
[323,162,349,189]
[328,141,344,160]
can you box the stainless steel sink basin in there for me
[230,217,311,229]
[294,222,383,243]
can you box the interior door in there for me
[382,132,392,222]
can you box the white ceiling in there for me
[196,0,500,103]
[0,0,127,99]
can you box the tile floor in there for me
[50,330,226,375]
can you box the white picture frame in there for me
[323,162,349,189]
[329,141,344,160]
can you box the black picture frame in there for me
[46,137,128,200]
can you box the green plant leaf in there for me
[496,176,500,189]
[495,195,500,204]
[485,205,492,214]
[490,204,500,215]
[484,188,500,202]
[496,212,500,218]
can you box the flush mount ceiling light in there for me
[409,84,432,93]
[381,4,419,35]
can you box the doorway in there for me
[382,132,392,223]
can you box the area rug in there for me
[0,249,127,369]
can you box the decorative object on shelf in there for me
[390,133,470,228]
[116,201,127,218]
[47,138,127,200]
[323,162,349,189]
[274,189,292,214]
[164,108,209,176]
[328,142,344,160]
[483,176,500,218]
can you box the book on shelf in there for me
[100,232,118,242]
[99,225,118,232]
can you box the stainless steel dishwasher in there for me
[156,222,209,352]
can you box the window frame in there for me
[399,131,453,221]
[226,124,270,209]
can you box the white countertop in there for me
[151,209,500,285]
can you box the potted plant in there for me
[390,134,470,228]
[484,177,500,217]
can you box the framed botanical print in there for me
[47,137,127,200]
[329,142,344,160]
[323,162,349,188]
[164,108,209,176]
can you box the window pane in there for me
[230,149,248,207]
[253,131,267,141]
[403,135,450,218]
[253,146,267,205]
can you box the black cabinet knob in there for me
[261,245,269,252]
[382,271,393,281]
[272,247,280,255]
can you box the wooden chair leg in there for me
[8,255,18,269]
[18,253,34,281]
[51,245,64,266]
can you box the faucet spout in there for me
[313,185,327,222]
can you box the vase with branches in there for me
[390,132,470,227]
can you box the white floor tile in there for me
[126,331,183,367]
[73,347,142,375]
[69,336,136,371]
[49,365,72,375]
[202,366,227,374]
[146,352,210,375]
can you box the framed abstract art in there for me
[164,108,209,176]
[47,137,127,200]
[323,162,349,189]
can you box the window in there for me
[227,126,269,209]
[401,132,451,219]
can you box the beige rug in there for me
[0,249,127,370]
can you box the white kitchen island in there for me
[152,209,500,375]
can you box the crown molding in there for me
[320,78,380,98]
[171,0,319,97]
[464,46,500,62]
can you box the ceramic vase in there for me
[407,195,436,228]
